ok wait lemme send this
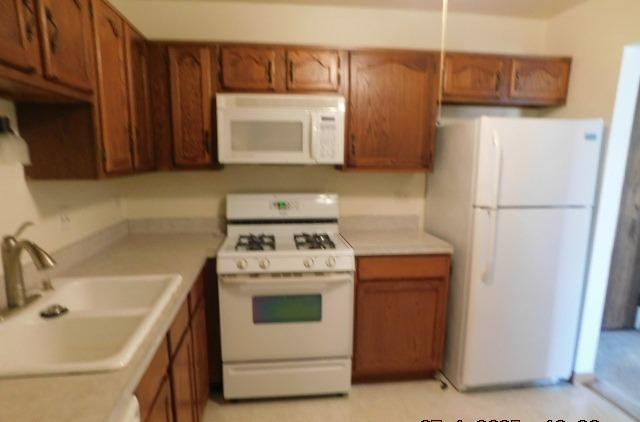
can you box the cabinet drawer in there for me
[135,338,170,422]
[358,255,450,281]
[168,300,190,357]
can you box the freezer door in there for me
[475,118,603,208]
[461,207,591,388]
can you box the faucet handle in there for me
[13,221,34,239]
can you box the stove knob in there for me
[259,258,271,270]
[304,258,315,269]
[236,259,248,270]
[326,257,336,268]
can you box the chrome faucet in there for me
[2,222,56,309]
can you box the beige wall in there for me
[111,0,546,54]
[0,99,123,272]
[543,0,640,122]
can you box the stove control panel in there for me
[220,254,354,274]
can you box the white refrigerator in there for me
[426,117,604,390]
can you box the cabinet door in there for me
[354,278,448,379]
[171,330,198,422]
[348,51,438,170]
[220,46,278,91]
[126,26,154,171]
[191,303,209,418]
[37,0,94,92]
[0,0,40,73]
[146,377,174,422]
[443,54,506,103]
[509,58,570,104]
[94,0,132,173]
[286,48,339,91]
[169,46,212,167]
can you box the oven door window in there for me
[252,294,322,324]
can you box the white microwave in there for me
[216,93,345,165]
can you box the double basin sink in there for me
[0,275,181,378]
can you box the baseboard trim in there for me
[571,372,596,385]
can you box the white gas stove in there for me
[216,194,355,400]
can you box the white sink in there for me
[0,274,181,378]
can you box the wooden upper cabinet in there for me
[0,0,40,73]
[125,26,154,171]
[443,54,507,103]
[94,0,132,173]
[169,45,213,167]
[37,0,94,92]
[509,58,570,104]
[220,45,279,91]
[286,48,339,91]
[348,51,438,170]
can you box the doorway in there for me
[591,56,640,419]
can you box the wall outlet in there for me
[59,209,71,232]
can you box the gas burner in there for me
[294,233,336,250]
[235,234,276,251]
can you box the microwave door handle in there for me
[310,114,319,162]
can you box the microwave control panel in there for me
[314,115,339,161]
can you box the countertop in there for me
[342,230,454,256]
[0,233,224,422]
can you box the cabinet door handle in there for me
[495,72,501,92]
[45,7,59,54]
[514,72,521,90]
[267,61,274,85]
[350,134,356,157]
[203,130,211,155]
[289,62,294,83]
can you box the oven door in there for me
[217,108,313,164]
[218,273,353,362]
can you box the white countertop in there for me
[342,230,453,256]
[0,233,224,422]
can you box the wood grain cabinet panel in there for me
[94,0,132,173]
[348,51,438,170]
[125,26,154,171]
[169,45,213,167]
[220,45,279,91]
[146,376,174,422]
[171,329,198,422]
[191,303,209,418]
[0,0,40,73]
[509,58,570,104]
[136,339,170,422]
[353,255,450,381]
[443,54,507,103]
[37,0,94,92]
[286,48,339,91]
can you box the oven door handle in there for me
[220,273,352,286]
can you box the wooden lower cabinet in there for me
[191,303,210,416]
[353,255,450,381]
[147,377,175,422]
[171,329,198,422]
[136,268,210,422]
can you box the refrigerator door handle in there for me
[481,208,498,284]
[491,130,502,208]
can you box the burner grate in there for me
[235,234,276,251]
[294,233,336,250]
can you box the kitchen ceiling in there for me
[174,0,588,19]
